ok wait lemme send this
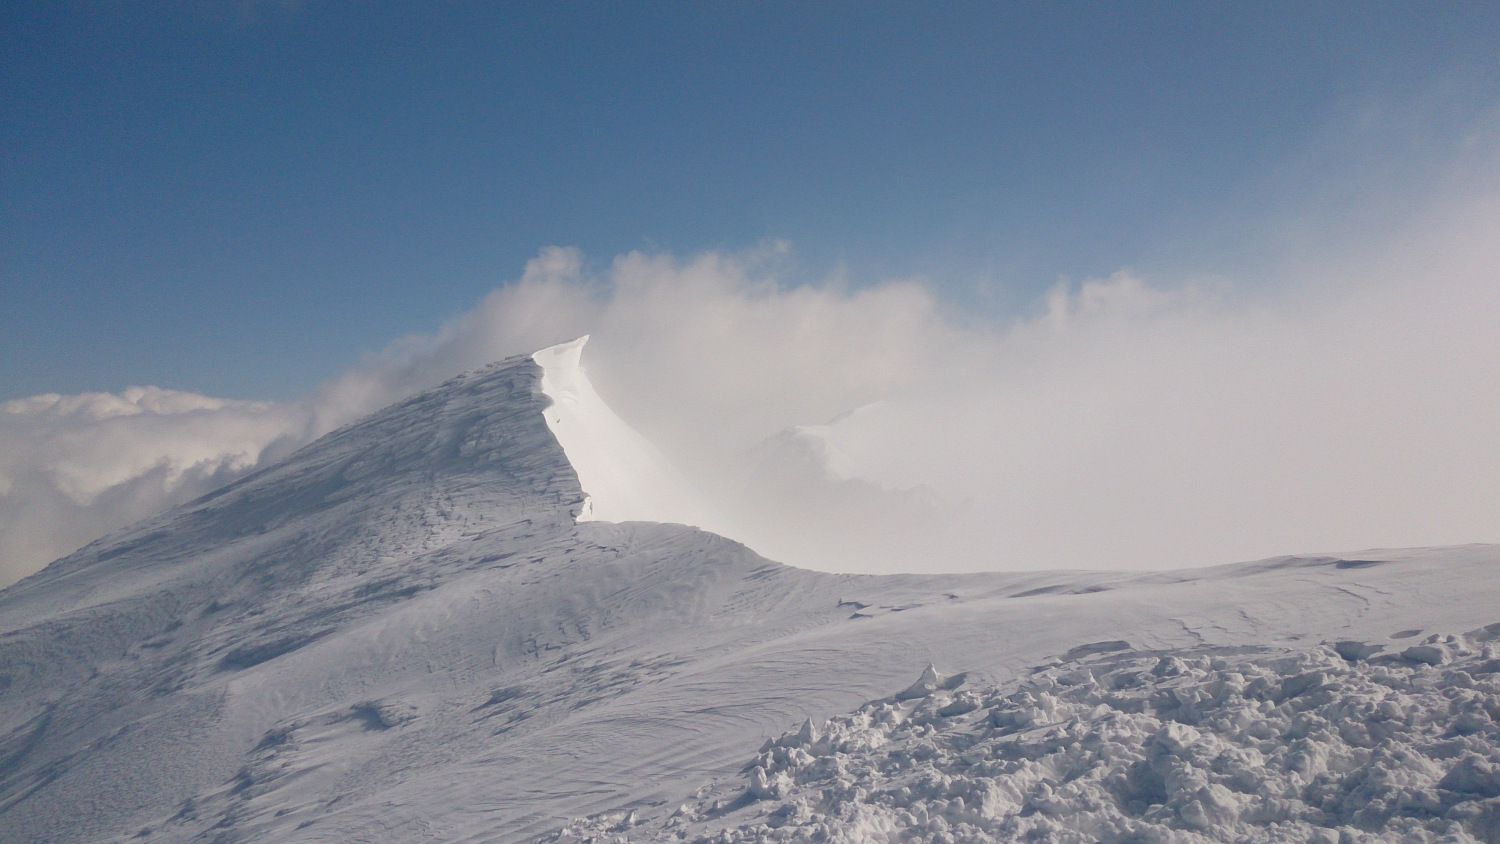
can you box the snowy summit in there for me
[0,342,1497,844]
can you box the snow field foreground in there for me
[549,627,1500,844]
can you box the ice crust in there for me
[0,347,1497,844]
[551,628,1500,844]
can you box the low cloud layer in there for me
[3,193,1498,585]
[0,388,308,584]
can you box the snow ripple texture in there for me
[550,628,1500,844]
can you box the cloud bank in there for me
[0,388,308,585]
[3,194,1499,585]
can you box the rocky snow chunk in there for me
[545,626,1500,843]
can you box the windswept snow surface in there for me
[554,628,1500,843]
[534,337,725,531]
[0,346,1496,844]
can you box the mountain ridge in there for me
[0,345,1497,843]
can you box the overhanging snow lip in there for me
[531,335,731,534]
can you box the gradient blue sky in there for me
[4,1,1498,401]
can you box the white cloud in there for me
[0,387,312,585]
[3,190,1498,585]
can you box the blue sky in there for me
[3,1,1499,401]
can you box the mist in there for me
[2,189,1497,585]
[582,194,1500,573]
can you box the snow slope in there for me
[0,344,1496,844]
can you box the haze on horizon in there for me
[2,3,1498,585]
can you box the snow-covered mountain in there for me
[1,341,1496,843]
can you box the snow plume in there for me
[495,206,1498,576]
[3,201,1500,585]
[306,243,954,461]
[433,205,1500,576]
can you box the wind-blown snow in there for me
[534,336,724,531]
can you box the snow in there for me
[554,627,1500,842]
[0,346,1496,844]
[534,336,724,531]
